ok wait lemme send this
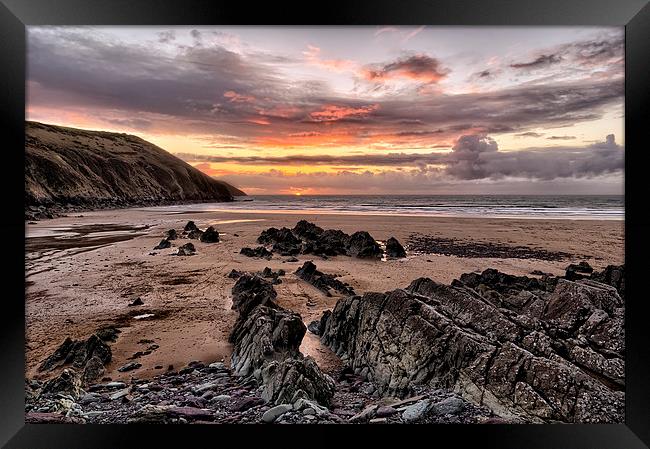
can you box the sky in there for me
[26,26,624,195]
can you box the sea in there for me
[159,195,624,220]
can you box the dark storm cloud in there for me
[27,29,623,141]
[362,54,450,83]
[511,54,563,70]
[178,133,624,182]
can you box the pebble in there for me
[401,399,431,423]
[262,404,293,423]
[432,396,464,415]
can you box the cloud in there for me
[511,54,563,70]
[306,104,379,123]
[515,132,545,138]
[180,133,624,184]
[547,135,576,140]
[362,54,449,84]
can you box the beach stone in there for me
[401,399,431,423]
[262,404,293,423]
[376,405,398,417]
[240,246,273,259]
[432,396,464,415]
[41,369,83,399]
[128,297,144,306]
[109,389,130,401]
[385,237,406,258]
[346,231,383,258]
[212,394,231,402]
[369,417,388,424]
[153,238,171,250]
[231,396,265,412]
[165,229,177,240]
[295,261,355,297]
[176,242,196,256]
[349,404,378,422]
[117,362,141,373]
[184,221,198,232]
[200,226,220,243]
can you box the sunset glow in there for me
[27,26,624,194]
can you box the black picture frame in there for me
[2,0,649,447]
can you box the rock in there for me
[401,399,431,423]
[184,221,198,232]
[369,417,388,424]
[320,267,625,423]
[262,404,293,423]
[79,392,101,405]
[231,396,265,412]
[39,334,112,372]
[153,238,171,250]
[95,327,120,342]
[128,297,144,306]
[349,404,378,422]
[168,406,214,421]
[165,229,177,240]
[41,369,83,399]
[565,261,594,280]
[240,246,273,259]
[127,404,173,424]
[227,269,243,279]
[432,396,464,415]
[200,226,220,243]
[26,412,85,424]
[259,357,335,406]
[295,261,355,297]
[590,264,625,299]
[117,362,141,373]
[109,388,130,400]
[385,237,406,258]
[285,257,299,262]
[346,231,383,258]
[230,275,278,318]
[213,394,231,402]
[176,242,196,256]
[187,229,204,240]
[208,361,227,371]
[376,405,397,417]
[293,220,324,240]
[82,356,105,385]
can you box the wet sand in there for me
[25,207,624,383]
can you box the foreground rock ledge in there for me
[229,275,335,406]
[320,266,625,423]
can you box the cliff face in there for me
[25,121,245,216]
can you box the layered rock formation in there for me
[229,275,335,406]
[320,265,625,423]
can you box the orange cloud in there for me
[303,45,357,72]
[363,54,449,84]
[308,104,378,122]
[224,90,256,103]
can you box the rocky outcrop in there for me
[39,334,112,386]
[25,121,244,220]
[200,226,220,243]
[295,261,355,297]
[229,275,335,406]
[320,267,625,423]
[256,220,384,259]
[240,246,273,259]
[176,243,196,256]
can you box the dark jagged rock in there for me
[82,356,106,384]
[590,265,625,299]
[346,231,383,259]
[176,242,196,256]
[307,310,332,336]
[187,229,204,240]
[320,267,625,423]
[305,229,350,257]
[385,237,406,258]
[293,220,324,240]
[257,227,302,255]
[200,226,220,243]
[39,334,112,373]
[41,368,84,399]
[260,267,285,284]
[565,261,594,280]
[240,246,272,259]
[128,297,144,307]
[95,327,120,342]
[228,269,243,279]
[229,274,335,407]
[165,229,178,240]
[231,275,278,317]
[153,238,171,250]
[118,362,142,372]
[184,221,199,232]
[295,261,355,297]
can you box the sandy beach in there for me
[25,207,624,384]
